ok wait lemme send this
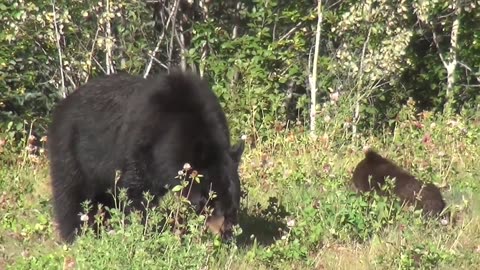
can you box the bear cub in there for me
[352,149,446,216]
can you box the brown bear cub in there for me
[352,149,446,216]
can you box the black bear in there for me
[47,70,245,243]
[351,149,446,216]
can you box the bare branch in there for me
[458,61,480,83]
[174,29,187,70]
[358,26,372,78]
[85,28,105,82]
[279,22,303,42]
[432,30,448,69]
[144,38,164,78]
[144,0,180,78]
[51,0,66,98]
[147,53,169,70]
[167,2,179,71]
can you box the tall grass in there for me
[1,102,480,269]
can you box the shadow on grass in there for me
[236,196,289,247]
[236,211,287,247]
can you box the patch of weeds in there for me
[374,242,456,269]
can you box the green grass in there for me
[1,109,480,269]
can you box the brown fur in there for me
[206,215,227,236]
[352,149,446,216]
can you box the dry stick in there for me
[143,0,181,78]
[167,0,180,72]
[175,26,187,70]
[168,6,178,71]
[147,53,169,70]
[21,120,36,169]
[279,21,302,42]
[199,44,208,78]
[227,2,242,87]
[309,0,323,137]
[144,38,164,78]
[51,0,66,98]
[85,29,104,83]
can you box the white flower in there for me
[80,214,89,222]
[330,91,339,102]
[241,134,247,140]
[287,219,296,228]
[183,163,191,170]
[440,218,449,226]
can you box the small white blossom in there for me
[183,163,191,170]
[330,91,339,102]
[287,219,296,228]
[241,134,247,140]
[80,214,89,222]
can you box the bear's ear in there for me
[230,139,245,163]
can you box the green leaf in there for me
[171,185,183,192]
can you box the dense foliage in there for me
[1,0,479,139]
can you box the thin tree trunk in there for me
[444,0,461,114]
[105,0,114,75]
[309,0,322,137]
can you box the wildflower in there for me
[80,214,89,222]
[183,163,191,170]
[440,218,449,226]
[241,134,247,140]
[330,91,339,102]
[287,219,296,228]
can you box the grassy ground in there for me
[1,109,480,269]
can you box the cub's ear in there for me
[230,139,245,163]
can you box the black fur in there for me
[352,149,446,216]
[47,71,245,243]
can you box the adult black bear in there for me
[47,71,245,243]
[351,149,446,216]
